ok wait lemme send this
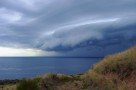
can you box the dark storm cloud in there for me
[0,0,136,56]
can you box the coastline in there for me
[0,46,136,90]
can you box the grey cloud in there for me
[0,0,136,56]
[37,17,136,51]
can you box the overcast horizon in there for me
[0,0,136,57]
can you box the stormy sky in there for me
[0,0,136,56]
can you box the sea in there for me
[0,57,102,80]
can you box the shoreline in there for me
[0,46,135,90]
[0,79,19,85]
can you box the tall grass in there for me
[83,46,136,90]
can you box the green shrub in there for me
[17,79,40,90]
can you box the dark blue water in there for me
[0,57,102,80]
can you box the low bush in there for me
[17,78,41,90]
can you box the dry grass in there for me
[0,84,16,90]
[83,46,136,90]
[92,46,136,76]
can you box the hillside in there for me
[1,46,136,90]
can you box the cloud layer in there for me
[0,0,136,56]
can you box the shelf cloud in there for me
[0,0,136,56]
